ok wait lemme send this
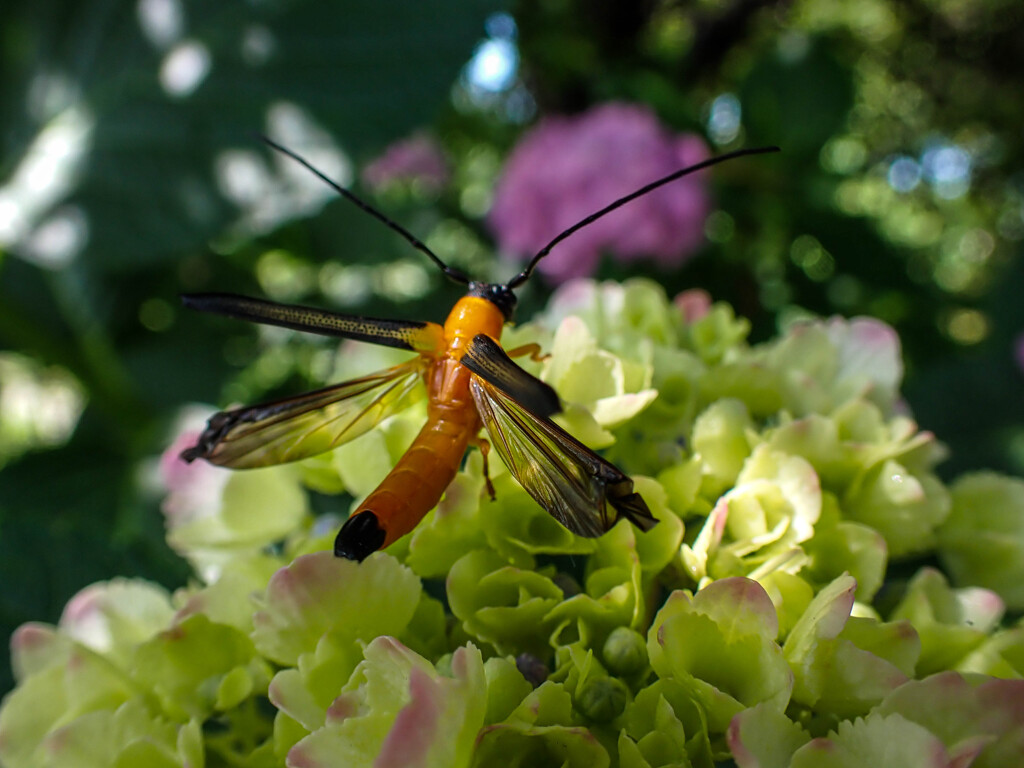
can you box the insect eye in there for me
[490,285,517,320]
[334,511,386,562]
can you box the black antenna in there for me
[260,135,470,285]
[507,145,780,289]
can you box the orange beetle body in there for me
[348,296,505,551]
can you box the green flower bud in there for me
[602,627,648,676]
[574,675,629,722]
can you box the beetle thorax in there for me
[443,295,506,358]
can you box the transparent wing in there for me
[182,359,427,468]
[470,377,657,537]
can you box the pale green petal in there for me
[59,579,175,662]
[288,639,487,768]
[473,681,610,768]
[252,552,422,666]
[728,701,811,768]
[890,567,1005,675]
[939,472,1024,610]
[789,713,969,768]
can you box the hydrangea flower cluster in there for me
[488,104,711,282]
[3,279,1023,768]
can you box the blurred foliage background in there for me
[1,0,1022,694]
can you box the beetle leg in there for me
[472,435,497,501]
[504,342,549,363]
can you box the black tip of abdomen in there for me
[334,511,387,562]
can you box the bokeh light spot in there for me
[137,0,183,49]
[958,228,994,263]
[760,278,792,310]
[704,210,735,243]
[0,106,93,255]
[945,308,988,344]
[790,234,835,282]
[160,40,212,97]
[460,182,492,218]
[379,261,430,301]
[24,206,88,267]
[319,263,372,306]
[484,11,516,40]
[888,155,922,192]
[0,354,85,466]
[922,143,971,200]
[139,298,175,332]
[215,150,272,207]
[821,136,867,175]
[706,93,742,146]
[466,39,518,93]
[242,25,275,66]
[826,274,863,308]
[934,259,972,293]
[256,249,315,301]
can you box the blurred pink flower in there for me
[488,103,711,282]
[159,427,228,528]
[675,288,713,322]
[361,133,450,192]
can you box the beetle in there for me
[180,138,777,561]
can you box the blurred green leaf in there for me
[741,41,854,158]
